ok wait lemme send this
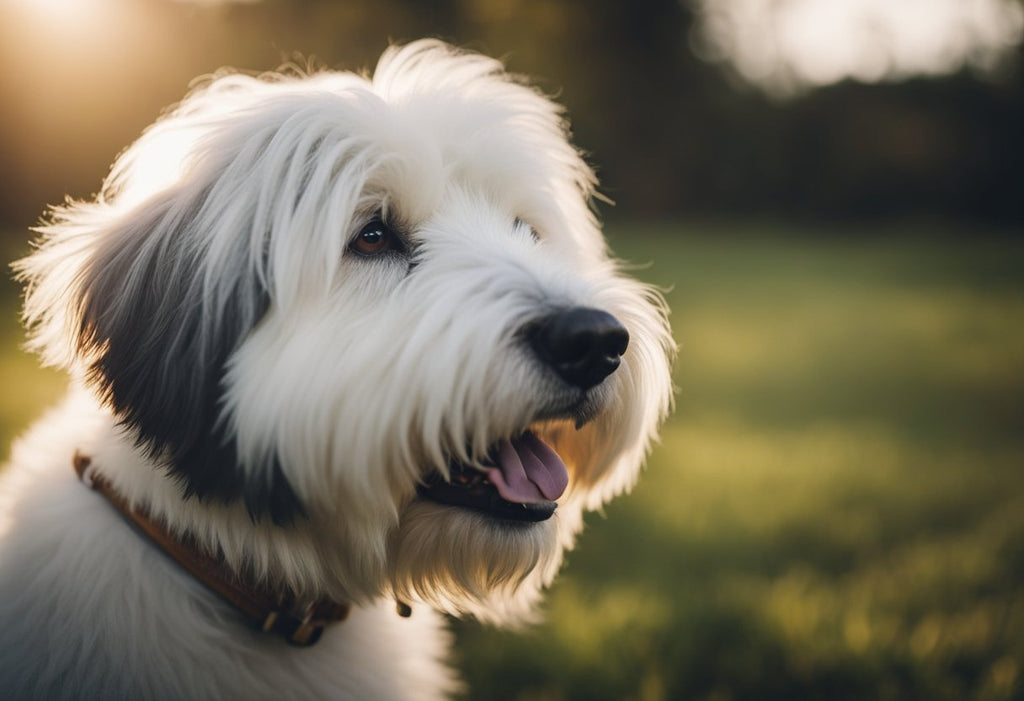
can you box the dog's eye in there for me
[350,219,399,256]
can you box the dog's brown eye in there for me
[350,219,396,256]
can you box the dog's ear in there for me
[19,185,304,523]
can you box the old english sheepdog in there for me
[0,40,673,699]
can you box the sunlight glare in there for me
[692,0,1024,94]
[7,0,110,34]
[18,0,99,16]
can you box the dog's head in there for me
[18,41,674,622]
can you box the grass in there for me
[451,225,1024,701]
[2,224,1022,699]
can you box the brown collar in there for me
[72,451,349,646]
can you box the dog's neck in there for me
[72,451,350,646]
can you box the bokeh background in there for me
[1,1,1022,699]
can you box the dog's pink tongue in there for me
[484,432,569,504]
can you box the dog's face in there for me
[19,41,673,622]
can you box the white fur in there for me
[0,41,673,699]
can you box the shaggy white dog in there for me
[0,41,673,699]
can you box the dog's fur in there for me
[0,41,673,699]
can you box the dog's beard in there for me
[389,499,565,623]
[387,417,609,622]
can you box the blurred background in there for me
[0,0,1022,699]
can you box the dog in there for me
[0,40,673,699]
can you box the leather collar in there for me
[73,451,349,646]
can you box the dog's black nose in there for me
[528,307,629,390]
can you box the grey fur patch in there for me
[75,186,303,523]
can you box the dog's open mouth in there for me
[417,430,569,523]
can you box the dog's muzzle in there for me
[418,307,628,523]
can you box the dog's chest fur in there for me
[0,393,457,700]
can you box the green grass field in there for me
[2,225,1022,700]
